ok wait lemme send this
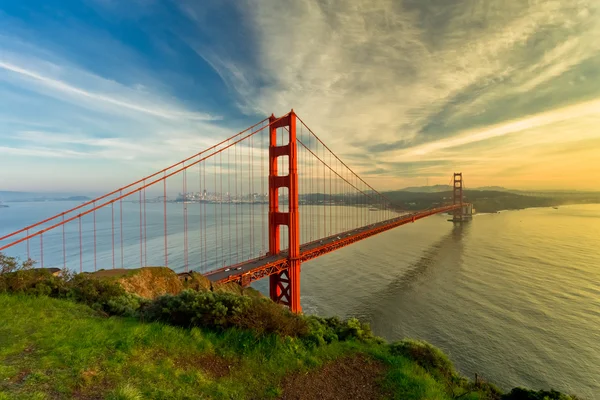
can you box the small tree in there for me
[0,252,35,274]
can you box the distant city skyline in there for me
[1,1,599,192]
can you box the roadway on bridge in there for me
[205,211,419,283]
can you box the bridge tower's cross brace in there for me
[453,172,464,222]
[268,111,301,313]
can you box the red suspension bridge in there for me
[0,111,471,313]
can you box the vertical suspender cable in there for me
[62,216,66,269]
[184,166,189,272]
[112,202,115,269]
[214,156,218,268]
[79,217,83,273]
[199,162,204,269]
[235,141,239,263]
[120,190,124,269]
[94,202,97,271]
[203,162,207,268]
[251,134,255,256]
[261,127,265,254]
[163,173,168,268]
[139,191,143,269]
[143,184,147,267]
[228,142,232,266]
[220,152,224,267]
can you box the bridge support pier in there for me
[268,111,302,313]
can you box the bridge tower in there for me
[452,172,472,222]
[268,111,302,313]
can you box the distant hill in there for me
[398,185,513,193]
[396,185,600,197]
[384,188,600,213]
[398,184,452,193]
[473,186,512,192]
[0,191,92,202]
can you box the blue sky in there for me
[1,0,599,192]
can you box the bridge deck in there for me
[205,204,462,286]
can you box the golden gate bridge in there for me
[0,111,471,313]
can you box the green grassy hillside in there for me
[0,294,579,400]
[0,294,482,400]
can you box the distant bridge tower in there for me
[268,111,301,313]
[452,172,472,222]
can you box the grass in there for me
[0,293,491,400]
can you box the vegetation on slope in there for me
[0,253,581,400]
[384,189,600,213]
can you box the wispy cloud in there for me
[395,99,600,160]
[0,59,219,122]
[0,146,89,159]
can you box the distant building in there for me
[177,271,193,282]
[33,267,62,276]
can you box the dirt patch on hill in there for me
[172,353,235,378]
[279,354,387,400]
[88,268,256,299]
[131,349,235,379]
[90,267,183,298]
[72,368,114,400]
[183,271,213,291]
[117,267,183,298]
[88,269,130,278]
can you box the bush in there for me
[0,254,142,317]
[0,253,35,274]
[68,274,139,315]
[390,339,456,380]
[0,253,379,342]
[105,293,146,317]
[0,269,70,297]
[233,297,309,337]
[501,388,578,400]
[140,290,250,328]
[140,290,309,337]
[301,315,382,347]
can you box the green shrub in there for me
[0,253,35,274]
[140,290,309,337]
[0,269,70,297]
[140,290,308,336]
[0,253,381,342]
[389,339,456,380]
[105,293,147,317]
[232,297,309,337]
[301,315,381,347]
[67,274,137,315]
[472,379,503,400]
[501,388,578,400]
[140,289,251,329]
